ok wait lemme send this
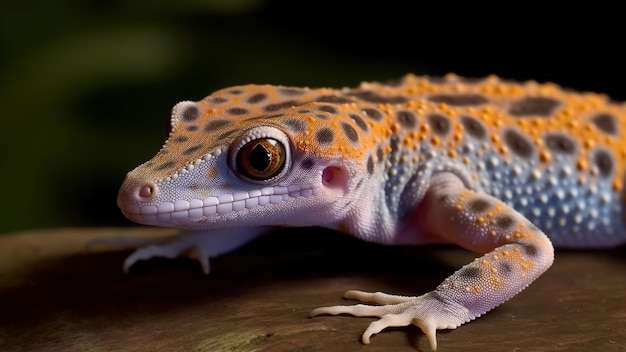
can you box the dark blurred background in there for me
[1,1,624,233]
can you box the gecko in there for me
[114,73,626,351]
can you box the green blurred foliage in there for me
[0,1,624,233]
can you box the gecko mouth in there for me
[121,184,320,224]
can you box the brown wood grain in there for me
[1,227,624,352]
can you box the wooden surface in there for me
[1,227,625,352]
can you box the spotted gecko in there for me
[115,74,626,351]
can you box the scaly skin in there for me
[115,74,626,350]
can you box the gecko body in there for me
[116,74,626,350]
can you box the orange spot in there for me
[613,179,622,191]
[576,159,588,172]
[469,285,481,294]
[539,150,552,163]
[431,136,441,146]
[448,150,458,158]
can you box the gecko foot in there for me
[310,290,471,351]
[121,234,212,273]
[87,228,263,274]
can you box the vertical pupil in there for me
[249,143,271,171]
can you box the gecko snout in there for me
[117,180,159,212]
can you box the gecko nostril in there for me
[138,184,157,199]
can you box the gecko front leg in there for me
[311,173,555,351]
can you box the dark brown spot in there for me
[521,243,539,257]
[154,161,176,171]
[362,108,383,121]
[186,125,199,132]
[428,114,451,136]
[396,110,417,129]
[314,114,328,120]
[593,149,614,177]
[347,90,408,104]
[182,105,199,122]
[314,95,353,103]
[227,107,249,115]
[467,198,491,213]
[316,128,333,145]
[205,119,230,131]
[459,266,481,280]
[590,113,618,135]
[498,261,513,275]
[208,97,228,105]
[503,129,534,158]
[173,136,188,143]
[279,88,307,96]
[341,122,359,142]
[297,109,311,114]
[182,145,203,155]
[366,155,374,175]
[246,93,268,104]
[283,118,306,133]
[376,146,384,163]
[460,115,487,139]
[509,97,560,117]
[428,94,489,106]
[228,89,243,95]
[318,105,338,114]
[301,158,314,169]
[264,100,297,112]
[544,133,577,154]
[349,114,368,131]
[495,215,516,229]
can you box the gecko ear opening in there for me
[322,166,349,190]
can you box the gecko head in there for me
[118,93,373,230]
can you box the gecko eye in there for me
[236,138,286,180]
